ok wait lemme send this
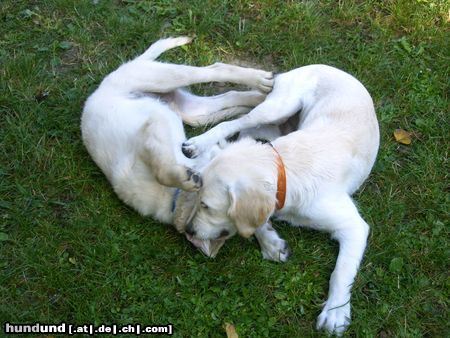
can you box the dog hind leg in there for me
[110,61,274,94]
[173,89,267,127]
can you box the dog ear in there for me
[227,183,275,238]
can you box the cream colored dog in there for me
[183,65,379,335]
[81,37,273,252]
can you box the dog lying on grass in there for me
[182,65,379,335]
[81,37,273,254]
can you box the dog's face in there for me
[187,147,276,241]
[187,176,237,241]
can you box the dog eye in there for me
[200,201,209,209]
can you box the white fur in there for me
[81,37,273,225]
[186,65,379,335]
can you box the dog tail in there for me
[137,37,194,61]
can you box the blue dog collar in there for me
[171,188,181,212]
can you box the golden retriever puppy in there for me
[183,65,379,335]
[81,37,273,253]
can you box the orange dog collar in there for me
[268,143,286,210]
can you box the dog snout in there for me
[185,225,196,236]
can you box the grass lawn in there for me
[1,0,448,336]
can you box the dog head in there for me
[186,139,277,241]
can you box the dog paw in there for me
[181,168,202,191]
[182,135,214,159]
[182,141,199,159]
[316,301,351,336]
[252,70,274,93]
[259,237,291,263]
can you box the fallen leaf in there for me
[225,323,238,338]
[394,129,412,145]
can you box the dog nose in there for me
[185,225,196,236]
[219,230,229,238]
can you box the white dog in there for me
[81,37,273,251]
[182,65,379,335]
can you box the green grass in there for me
[1,0,448,336]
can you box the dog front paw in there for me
[181,140,199,159]
[181,168,202,191]
[316,301,351,336]
[259,237,291,263]
[182,135,214,159]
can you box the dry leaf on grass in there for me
[394,129,412,145]
[225,323,238,338]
